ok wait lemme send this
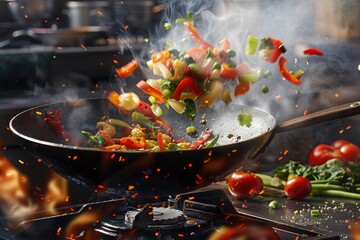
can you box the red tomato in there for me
[309,144,348,166]
[284,176,312,200]
[228,171,263,199]
[331,139,352,149]
[339,144,360,162]
[332,140,360,162]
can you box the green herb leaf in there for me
[184,99,197,121]
[237,111,253,128]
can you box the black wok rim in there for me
[9,97,277,153]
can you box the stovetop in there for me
[0,147,358,239]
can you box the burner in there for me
[8,189,342,240]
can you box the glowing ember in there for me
[35,111,42,115]
[303,110,308,116]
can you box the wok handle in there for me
[275,101,360,133]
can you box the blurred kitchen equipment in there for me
[66,1,111,29]
[315,0,360,41]
[7,0,62,28]
[112,0,160,35]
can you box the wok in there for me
[9,98,360,197]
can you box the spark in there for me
[37,158,42,163]
[284,149,289,155]
[18,160,24,165]
[335,92,340,97]
[113,60,118,64]
[346,125,352,130]
[156,168,161,172]
[65,195,69,202]
[128,185,135,190]
[72,156,78,161]
[56,227,62,235]
[124,25,129,30]
[275,95,281,100]
[303,110,308,116]
[97,185,105,189]
[339,130,344,134]
[36,111,42,115]
[111,153,115,159]
[188,163,193,167]
[80,44,87,50]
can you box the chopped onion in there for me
[146,79,163,91]
[199,81,223,108]
[118,92,140,111]
[153,62,173,79]
[167,99,185,114]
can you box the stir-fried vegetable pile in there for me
[80,104,218,151]
[79,13,323,151]
[110,13,321,121]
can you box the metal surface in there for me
[8,98,360,197]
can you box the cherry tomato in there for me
[332,140,360,162]
[228,171,263,199]
[210,223,281,240]
[309,144,348,166]
[284,176,312,200]
[331,139,352,149]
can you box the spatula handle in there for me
[276,101,360,133]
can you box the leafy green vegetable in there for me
[237,111,253,128]
[184,99,197,121]
[273,159,360,189]
[81,131,105,146]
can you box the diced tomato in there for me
[234,80,250,96]
[115,59,139,78]
[136,80,164,103]
[278,57,302,85]
[172,77,202,101]
[184,22,213,49]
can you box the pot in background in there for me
[66,1,112,29]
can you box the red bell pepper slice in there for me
[278,57,302,86]
[172,77,202,101]
[184,22,213,49]
[220,63,239,79]
[115,59,139,78]
[45,109,82,145]
[136,80,164,103]
[116,137,146,149]
[303,48,324,56]
[189,130,213,150]
[259,37,285,63]
[234,80,251,96]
